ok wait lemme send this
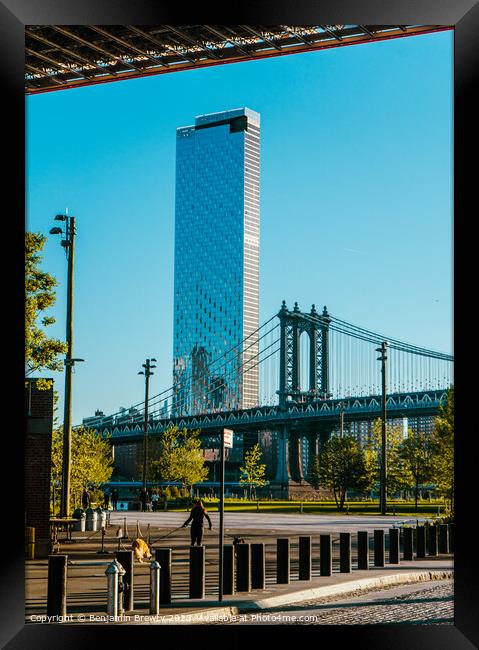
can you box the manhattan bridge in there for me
[86,301,453,496]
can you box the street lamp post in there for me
[50,214,83,518]
[376,341,388,516]
[138,358,156,489]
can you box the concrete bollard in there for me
[298,536,312,581]
[403,527,414,560]
[426,525,438,556]
[47,555,67,617]
[149,560,161,615]
[320,534,332,576]
[236,543,251,592]
[115,550,134,611]
[374,530,385,567]
[416,526,426,558]
[155,548,172,604]
[339,532,352,573]
[85,507,98,532]
[107,559,126,616]
[438,524,449,554]
[276,538,290,584]
[389,528,400,564]
[357,531,369,570]
[251,543,265,589]
[223,545,235,595]
[189,546,205,599]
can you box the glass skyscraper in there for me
[173,108,260,415]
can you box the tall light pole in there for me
[50,214,83,518]
[138,358,156,488]
[376,341,388,516]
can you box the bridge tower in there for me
[274,301,332,499]
[278,301,331,407]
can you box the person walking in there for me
[111,489,119,511]
[81,487,89,510]
[140,487,148,512]
[182,498,212,546]
[151,491,159,512]
[103,491,110,510]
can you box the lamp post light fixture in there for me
[138,358,157,488]
[376,341,388,516]
[49,213,84,518]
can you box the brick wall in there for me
[25,379,54,558]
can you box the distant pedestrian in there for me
[140,487,148,512]
[104,491,110,510]
[111,489,119,511]
[81,487,89,510]
[151,491,159,512]
[182,498,212,546]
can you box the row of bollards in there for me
[46,523,453,614]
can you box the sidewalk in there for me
[26,558,453,625]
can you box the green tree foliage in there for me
[52,425,114,512]
[361,419,410,496]
[398,429,435,510]
[149,426,208,493]
[318,434,363,510]
[239,443,267,499]
[431,387,454,514]
[25,232,67,377]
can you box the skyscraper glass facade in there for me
[173,108,260,415]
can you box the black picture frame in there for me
[3,1,475,647]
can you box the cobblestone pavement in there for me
[212,580,454,625]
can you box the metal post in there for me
[416,526,426,558]
[222,545,235,595]
[139,358,156,489]
[60,216,75,518]
[115,550,134,611]
[251,543,265,589]
[218,429,225,601]
[236,543,251,592]
[149,560,161,614]
[389,528,400,564]
[426,525,438,556]
[357,531,369,570]
[403,527,414,560]
[277,538,290,584]
[155,548,172,604]
[339,532,352,573]
[377,341,388,516]
[189,546,205,599]
[374,529,385,567]
[320,534,332,576]
[438,524,449,554]
[47,555,67,617]
[298,536,312,580]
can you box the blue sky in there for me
[26,30,453,424]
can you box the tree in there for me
[360,419,410,497]
[239,443,267,500]
[398,429,434,510]
[149,426,208,494]
[318,434,363,511]
[309,455,321,490]
[25,232,67,378]
[431,387,454,515]
[52,425,114,512]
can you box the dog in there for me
[132,538,153,563]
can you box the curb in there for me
[150,570,453,624]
